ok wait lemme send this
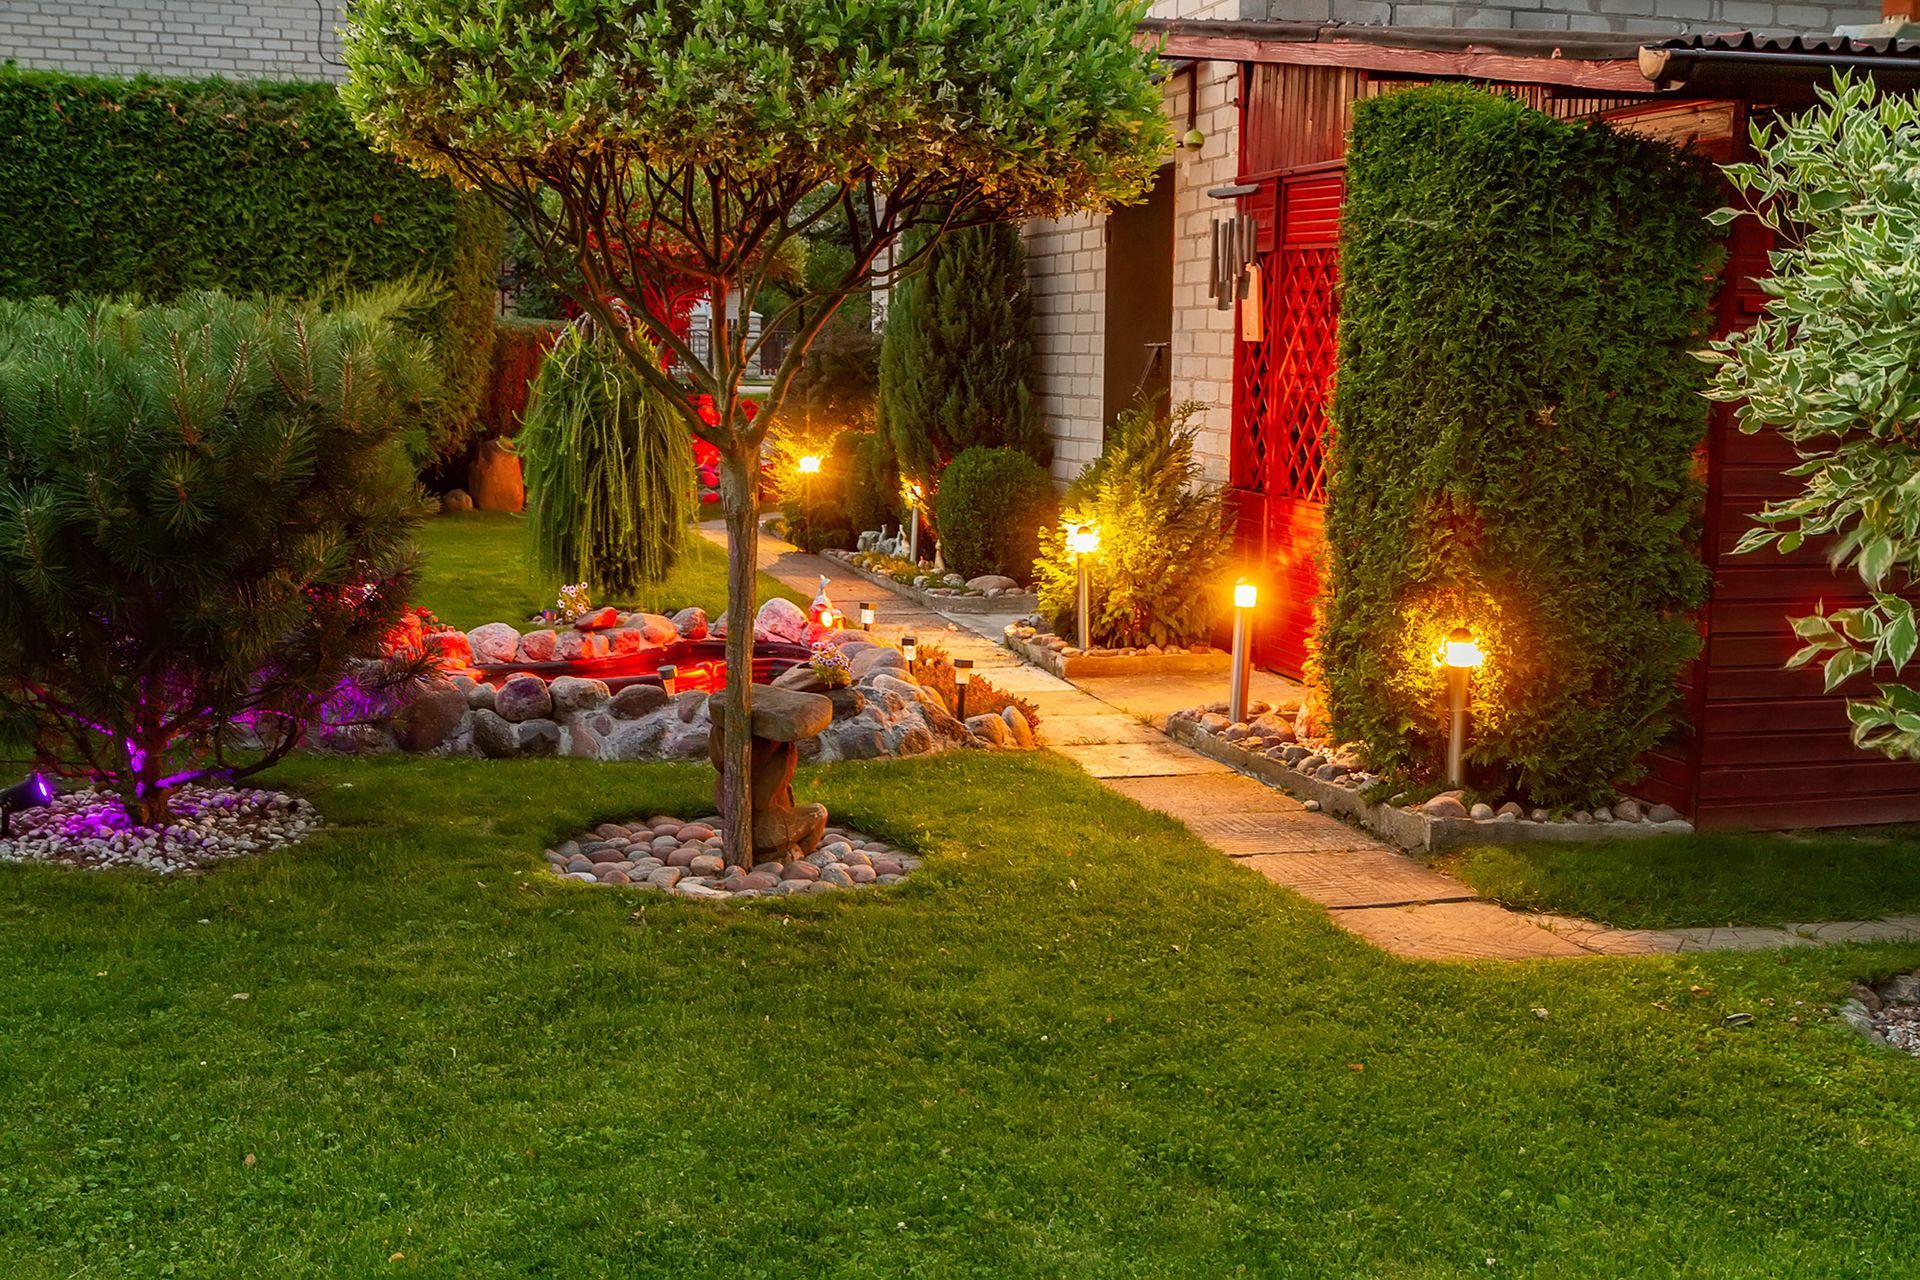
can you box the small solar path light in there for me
[901,635,917,671]
[1065,523,1100,651]
[658,664,679,697]
[954,659,974,720]
[859,602,874,631]
[1229,579,1257,724]
[1441,628,1483,788]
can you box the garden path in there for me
[709,524,1920,961]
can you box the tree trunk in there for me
[718,444,759,869]
[125,720,173,827]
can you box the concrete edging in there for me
[1165,718,1695,853]
[825,552,1040,616]
[1002,631,1233,680]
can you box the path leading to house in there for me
[710,524,1920,960]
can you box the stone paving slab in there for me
[1053,741,1232,779]
[1191,816,1388,856]
[1240,850,1478,909]
[1668,926,1817,952]
[1039,714,1167,746]
[1792,916,1920,944]
[968,665,1078,693]
[1105,772,1306,817]
[1332,901,1594,960]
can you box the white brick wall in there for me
[1026,0,1246,486]
[0,2,348,81]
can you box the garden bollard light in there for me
[0,771,52,838]
[954,658,973,720]
[859,602,874,630]
[1229,579,1257,724]
[901,635,917,670]
[1066,522,1100,651]
[658,664,678,697]
[1442,628,1483,788]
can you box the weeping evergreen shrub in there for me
[1321,86,1719,805]
[0,290,435,823]
[1035,402,1230,647]
[518,326,697,598]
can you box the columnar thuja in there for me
[342,0,1169,866]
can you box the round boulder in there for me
[393,684,469,753]
[753,598,811,645]
[496,673,553,723]
[548,675,611,717]
[672,606,709,639]
[519,629,559,662]
[610,683,671,719]
[467,622,521,665]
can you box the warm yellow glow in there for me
[859,603,875,626]
[901,635,917,662]
[1234,579,1258,610]
[1442,628,1484,669]
[954,658,974,685]
[1065,523,1100,556]
[902,480,924,507]
[796,454,823,475]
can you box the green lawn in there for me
[4,751,1920,1275]
[412,511,803,630]
[1445,826,1920,930]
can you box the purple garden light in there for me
[0,771,53,837]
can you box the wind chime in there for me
[1209,212,1264,343]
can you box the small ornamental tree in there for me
[0,291,434,823]
[1708,77,1920,759]
[343,0,1167,866]
[879,222,1046,494]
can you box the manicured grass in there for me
[4,750,1920,1275]
[412,511,803,630]
[1444,827,1920,930]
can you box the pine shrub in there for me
[878,223,1045,489]
[1321,86,1719,805]
[518,325,697,597]
[844,430,901,538]
[1035,402,1231,648]
[933,447,1056,582]
[0,291,436,822]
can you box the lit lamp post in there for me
[1065,522,1100,651]
[901,634,917,671]
[954,658,973,719]
[797,452,822,533]
[903,482,924,564]
[1229,578,1257,724]
[1441,627,1483,788]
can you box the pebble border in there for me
[544,814,922,900]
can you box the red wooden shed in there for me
[1143,19,1920,829]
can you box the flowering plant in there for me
[808,641,854,689]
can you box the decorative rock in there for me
[495,674,553,724]
[517,719,561,757]
[1496,802,1525,819]
[547,676,611,717]
[1302,799,1322,813]
[1612,799,1643,823]
[519,629,559,662]
[851,645,906,681]
[1199,713,1230,733]
[467,622,521,664]
[1469,802,1495,820]
[1001,706,1036,749]
[772,665,829,693]
[966,574,1020,593]
[1529,808,1550,823]
[441,488,475,513]
[967,713,1009,747]
[1648,803,1681,824]
[471,709,518,759]
[672,606,709,639]
[573,606,622,630]
[688,853,725,877]
[754,598,811,645]
[623,612,679,645]
[609,683,671,719]
[392,685,469,753]
[466,682,496,712]
[827,687,867,720]
[708,683,832,742]
[1423,794,1469,819]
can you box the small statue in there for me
[809,574,837,626]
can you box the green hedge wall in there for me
[0,67,502,461]
[1320,86,1721,806]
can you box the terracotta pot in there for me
[469,438,524,512]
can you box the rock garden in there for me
[544,814,921,899]
[1841,971,1920,1058]
[0,784,319,874]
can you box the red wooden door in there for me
[1230,169,1343,678]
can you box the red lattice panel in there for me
[1230,259,1277,497]
[1268,245,1338,504]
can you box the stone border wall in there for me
[1002,628,1231,679]
[827,550,1039,615]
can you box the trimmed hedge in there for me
[1319,86,1720,806]
[0,67,502,460]
[933,446,1055,582]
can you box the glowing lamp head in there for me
[902,481,924,507]
[1442,628,1484,670]
[953,658,973,686]
[1233,579,1258,610]
[796,453,822,475]
[657,664,678,695]
[900,635,917,663]
[1065,523,1100,557]
[0,771,51,836]
[859,603,874,628]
